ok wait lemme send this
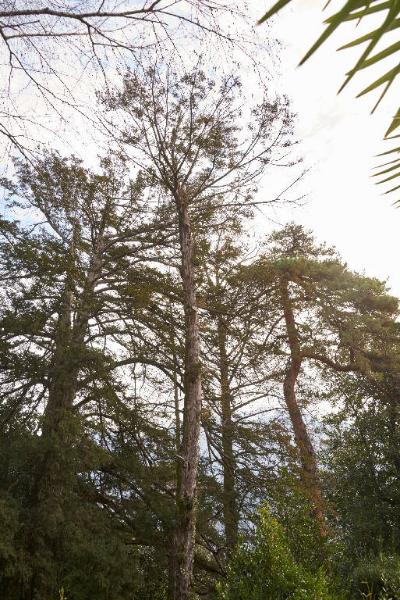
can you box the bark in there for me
[217,315,238,551]
[44,238,104,430]
[168,321,182,600]
[170,311,182,498]
[279,278,326,536]
[388,388,400,477]
[30,237,105,599]
[173,192,203,600]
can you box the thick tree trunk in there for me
[30,242,104,599]
[217,316,238,551]
[43,242,103,433]
[279,278,326,536]
[173,196,202,600]
[29,283,76,600]
[168,324,182,600]
[170,312,182,498]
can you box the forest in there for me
[1,2,400,600]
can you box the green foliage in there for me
[216,507,333,600]
[2,141,400,599]
[350,555,400,599]
[321,368,400,599]
[258,1,400,135]
[323,375,400,561]
[269,478,326,572]
[0,417,172,600]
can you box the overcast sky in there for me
[256,0,400,296]
[2,1,399,295]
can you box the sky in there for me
[1,2,399,295]
[256,0,400,296]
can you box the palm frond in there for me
[258,0,400,204]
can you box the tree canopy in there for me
[0,4,399,600]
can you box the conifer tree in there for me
[104,66,294,599]
[0,151,179,598]
[247,224,398,536]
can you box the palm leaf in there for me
[372,160,400,177]
[257,0,293,24]
[338,18,400,49]
[325,1,392,22]
[258,0,400,203]
[385,107,400,137]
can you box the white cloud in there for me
[256,0,400,295]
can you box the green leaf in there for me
[356,64,400,97]
[374,156,400,168]
[372,161,400,177]
[377,145,400,156]
[338,18,400,49]
[339,30,379,50]
[376,170,400,184]
[338,2,400,92]
[383,182,400,193]
[385,107,400,137]
[258,0,400,202]
[299,1,362,66]
[355,40,400,70]
[325,1,392,23]
[257,0,293,25]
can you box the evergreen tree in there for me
[246,224,398,536]
[103,66,294,600]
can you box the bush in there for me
[351,555,400,599]
[216,507,334,600]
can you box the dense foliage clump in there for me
[217,508,333,600]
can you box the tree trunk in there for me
[170,308,182,499]
[30,241,104,599]
[173,194,202,600]
[279,278,326,536]
[168,320,182,600]
[43,240,103,439]
[217,315,238,551]
[29,282,76,600]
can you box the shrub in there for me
[216,507,333,600]
[351,555,400,599]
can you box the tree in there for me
[323,365,400,597]
[246,224,398,536]
[200,231,289,554]
[0,1,249,154]
[0,151,179,598]
[104,66,294,599]
[2,156,400,597]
